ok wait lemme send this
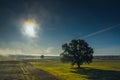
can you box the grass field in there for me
[30,59,120,80]
[0,61,35,80]
[0,60,59,80]
[0,57,120,80]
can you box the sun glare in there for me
[22,19,38,38]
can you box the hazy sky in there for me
[0,0,120,56]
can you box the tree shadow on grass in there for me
[70,67,120,80]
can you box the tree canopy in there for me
[60,39,94,68]
[40,55,44,59]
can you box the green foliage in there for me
[40,55,44,59]
[60,39,94,68]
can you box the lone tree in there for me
[60,39,94,68]
[40,55,44,59]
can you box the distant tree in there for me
[60,39,94,68]
[40,55,44,59]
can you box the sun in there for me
[23,20,36,37]
[22,19,38,38]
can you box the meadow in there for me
[30,59,120,80]
[0,56,120,80]
[0,60,58,80]
[0,61,35,80]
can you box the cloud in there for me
[44,47,54,54]
[0,48,42,56]
[0,48,23,56]
[0,41,39,55]
[0,43,57,56]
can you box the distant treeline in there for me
[8,55,60,59]
[94,56,120,60]
[1,55,120,60]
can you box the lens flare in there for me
[22,19,38,38]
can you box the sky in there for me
[0,0,120,56]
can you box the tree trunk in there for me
[77,63,80,68]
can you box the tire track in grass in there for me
[20,62,35,80]
[24,62,59,80]
[0,61,23,80]
[0,60,59,80]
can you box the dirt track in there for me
[0,61,59,80]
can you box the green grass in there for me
[30,60,120,80]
